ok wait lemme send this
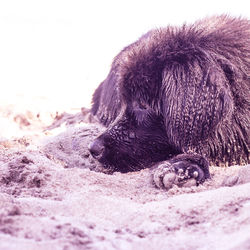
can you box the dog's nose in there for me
[88,139,104,159]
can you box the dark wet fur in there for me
[91,15,250,173]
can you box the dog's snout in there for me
[88,139,104,159]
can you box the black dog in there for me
[89,15,250,187]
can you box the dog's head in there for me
[89,98,177,172]
[89,25,235,172]
[88,47,179,172]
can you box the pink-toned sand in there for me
[0,97,250,250]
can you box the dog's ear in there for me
[161,61,234,151]
[218,58,249,109]
[91,69,121,127]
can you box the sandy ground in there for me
[0,97,250,250]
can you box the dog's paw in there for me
[153,159,208,190]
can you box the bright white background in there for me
[0,0,249,109]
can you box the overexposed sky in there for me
[0,0,249,108]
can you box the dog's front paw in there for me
[153,154,210,190]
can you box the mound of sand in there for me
[0,102,250,250]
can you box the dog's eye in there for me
[131,101,151,125]
[138,102,147,110]
[133,101,148,110]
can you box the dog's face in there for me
[89,103,175,172]
[89,74,179,172]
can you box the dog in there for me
[89,15,250,188]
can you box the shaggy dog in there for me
[89,16,250,188]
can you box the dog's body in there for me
[89,16,249,186]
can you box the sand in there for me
[0,98,250,250]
